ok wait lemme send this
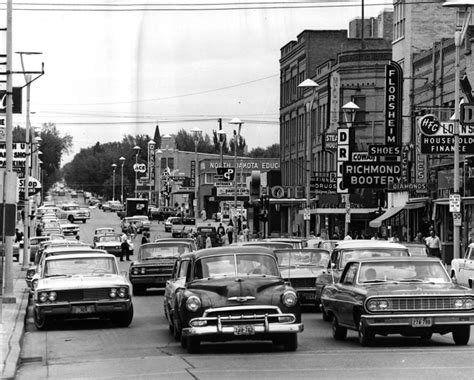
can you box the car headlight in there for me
[141,268,146,274]
[39,292,48,303]
[118,287,127,298]
[131,267,140,275]
[48,291,57,302]
[186,296,201,312]
[109,288,117,298]
[454,298,474,309]
[367,299,391,312]
[282,290,298,308]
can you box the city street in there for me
[15,206,474,379]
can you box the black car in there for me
[173,246,304,353]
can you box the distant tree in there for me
[153,124,162,148]
[248,143,280,158]
[175,129,216,153]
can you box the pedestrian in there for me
[15,228,23,243]
[141,231,149,245]
[414,232,424,243]
[36,224,43,237]
[237,216,242,234]
[120,232,130,261]
[205,234,212,248]
[344,232,352,240]
[242,224,249,242]
[200,209,207,221]
[226,221,234,245]
[217,223,225,238]
[425,230,442,259]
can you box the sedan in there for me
[321,257,474,346]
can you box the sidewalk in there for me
[1,261,29,380]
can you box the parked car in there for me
[42,220,63,236]
[129,241,196,295]
[94,233,123,256]
[60,203,90,223]
[274,248,330,306]
[57,218,80,235]
[195,225,221,248]
[121,215,151,234]
[315,240,410,319]
[102,200,124,212]
[29,236,59,262]
[265,238,306,249]
[173,246,304,353]
[451,242,474,289]
[321,257,474,346]
[164,217,182,233]
[33,252,133,330]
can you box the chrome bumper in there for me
[35,299,132,316]
[361,312,474,327]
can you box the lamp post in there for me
[217,129,227,167]
[156,149,163,206]
[229,118,244,216]
[298,79,319,238]
[133,145,141,197]
[119,156,125,203]
[111,163,117,201]
[442,0,473,260]
[191,127,202,219]
[342,101,360,237]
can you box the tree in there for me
[153,124,162,148]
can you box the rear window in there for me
[340,248,409,269]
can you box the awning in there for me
[369,206,404,228]
[404,200,426,209]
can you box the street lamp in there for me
[133,145,141,197]
[217,129,227,167]
[119,156,125,203]
[191,127,202,219]
[442,0,473,260]
[111,163,117,201]
[229,118,244,222]
[342,101,359,237]
[298,79,319,238]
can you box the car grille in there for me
[55,288,112,302]
[367,296,473,312]
[143,266,173,275]
[287,278,315,289]
[203,306,280,325]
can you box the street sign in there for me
[18,176,41,196]
[449,194,461,213]
[453,212,462,227]
[303,207,310,220]
[460,103,474,126]
[217,167,235,181]
[133,163,146,173]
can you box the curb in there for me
[1,289,29,380]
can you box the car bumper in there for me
[183,322,303,338]
[361,312,474,327]
[129,275,169,286]
[35,299,132,316]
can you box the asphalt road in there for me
[15,201,474,379]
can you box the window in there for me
[342,263,358,285]
[352,95,366,125]
[393,1,405,41]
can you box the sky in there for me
[4,0,393,165]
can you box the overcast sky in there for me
[5,0,392,164]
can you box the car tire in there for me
[332,316,347,341]
[358,320,374,346]
[281,333,298,351]
[111,305,134,327]
[68,215,75,223]
[186,336,201,354]
[34,309,51,331]
[133,285,146,296]
[452,325,471,345]
[321,305,331,322]
[82,220,86,224]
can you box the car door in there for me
[461,247,474,288]
[457,247,472,285]
[335,263,359,326]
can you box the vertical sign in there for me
[385,61,403,146]
[190,160,196,187]
[336,127,350,194]
[148,140,155,182]
[329,72,340,131]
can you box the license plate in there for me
[72,305,95,314]
[411,317,432,327]
[233,325,255,336]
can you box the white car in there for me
[33,252,133,330]
[451,243,474,289]
[57,218,80,235]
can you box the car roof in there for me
[243,241,293,248]
[189,246,276,259]
[346,256,442,264]
[155,238,195,243]
[273,248,330,254]
[335,240,408,249]
[45,248,104,256]
[44,252,115,261]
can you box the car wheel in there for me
[68,215,75,223]
[358,320,374,346]
[111,305,134,327]
[452,325,471,345]
[281,333,298,351]
[133,285,146,296]
[186,336,201,354]
[34,309,51,331]
[321,305,331,322]
[82,220,86,224]
[332,316,347,341]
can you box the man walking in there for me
[425,229,441,259]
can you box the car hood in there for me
[37,275,129,291]
[188,276,287,306]
[280,266,325,279]
[363,282,473,297]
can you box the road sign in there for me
[133,163,146,173]
[217,167,235,181]
[449,194,461,213]
[453,212,462,227]
[303,207,310,220]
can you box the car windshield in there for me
[195,254,279,279]
[44,257,118,277]
[98,235,121,243]
[276,250,330,268]
[406,246,428,257]
[96,228,114,234]
[340,249,409,269]
[358,260,450,283]
[140,243,191,259]
[63,205,80,211]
